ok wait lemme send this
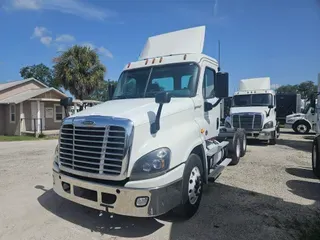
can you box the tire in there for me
[174,153,204,219]
[229,130,241,165]
[312,139,320,178]
[293,121,310,134]
[269,131,277,145]
[239,129,247,157]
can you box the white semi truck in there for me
[285,99,317,134]
[52,26,246,219]
[224,77,279,145]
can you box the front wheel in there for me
[293,121,310,134]
[229,130,242,165]
[269,131,277,145]
[312,139,320,178]
[174,154,204,219]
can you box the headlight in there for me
[130,147,171,181]
[225,121,231,128]
[54,145,59,165]
[263,121,274,129]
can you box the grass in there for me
[0,135,58,141]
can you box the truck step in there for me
[206,140,229,157]
[208,157,232,181]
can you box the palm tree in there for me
[53,45,106,100]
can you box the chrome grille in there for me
[59,124,126,176]
[232,114,263,130]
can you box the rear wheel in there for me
[229,130,242,165]
[312,139,320,178]
[293,121,310,134]
[174,154,204,219]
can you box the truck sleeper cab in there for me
[52,26,245,219]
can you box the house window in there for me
[54,105,63,122]
[10,104,16,123]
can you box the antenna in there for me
[218,40,221,72]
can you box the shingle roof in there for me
[0,88,64,104]
[0,78,47,92]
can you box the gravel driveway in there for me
[1,130,320,240]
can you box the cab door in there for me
[201,61,220,140]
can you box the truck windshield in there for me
[232,94,273,107]
[113,62,199,99]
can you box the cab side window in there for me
[202,67,215,99]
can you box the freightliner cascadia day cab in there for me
[223,77,280,145]
[53,26,246,219]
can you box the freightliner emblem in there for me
[82,120,95,126]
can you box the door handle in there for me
[194,104,202,109]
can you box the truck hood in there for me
[286,113,305,119]
[230,106,269,116]
[69,98,194,126]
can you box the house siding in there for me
[44,102,63,130]
[0,105,5,135]
[0,81,44,101]
[36,91,62,99]
[3,104,20,135]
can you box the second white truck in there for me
[224,77,279,144]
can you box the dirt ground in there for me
[1,129,320,240]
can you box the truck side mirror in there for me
[268,105,273,109]
[155,91,171,104]
[60,97,73,107]
[215,72,229,98]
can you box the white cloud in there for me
[82,43,113,59]
[97,46,113,59]
[56,34,75,42]
[32,26,49,38]
[6,0,117,21]
[12,0,40,10]
[40,36,52,46]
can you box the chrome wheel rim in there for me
[297,124,307,133]
[188,166,201,205]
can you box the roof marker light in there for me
[127,63,131,68]
[145,59,148,65]
[152,58,156,64]
[159,57,163,63]
[184,54,187,60]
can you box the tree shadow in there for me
[286,180,320,201]
[285,167,318,180]
[276,138,312,152]
[304,136,315,140]
[36,183,320,240]
[169,183,320,240]
[246,139,269,147]
[37,188,164,238]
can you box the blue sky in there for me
[0,0,320,94]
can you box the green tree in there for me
[276,81,317,99]
[20,63,59,88]
[53,45,106,100]
[89,79,117,102]
[275,84,299,94]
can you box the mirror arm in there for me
[151,103,163,134]
[211,98,224,108]
[266,108,271,117]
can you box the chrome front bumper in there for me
[246,130,273,140]
[52,169,182,217]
